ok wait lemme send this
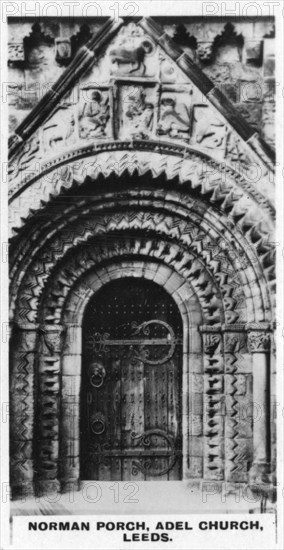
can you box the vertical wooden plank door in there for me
[80,278,183,481]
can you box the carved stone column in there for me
[60,323,82,492]
[36,324,64,495]
[200,326,225,481]
[223,325,253,483]
[10,322,38,498]
[247,323,271,483]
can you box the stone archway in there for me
[9,156,274,499]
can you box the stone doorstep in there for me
[9,480,275,516]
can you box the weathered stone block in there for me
[225,416,253,439]
[204,355,224,373]
[224,331,248,353]
[61,375,81,402]
[11,372,34,396]
[225,438,253,482]
[61,409,80,440]
[189,373,203,393]
[63,325,82,354]
[40,418,59,439]
[186,456,203,478]
[188,393,203,415]
[188,414,203,436]
[10,440,33,459]
[38,358,60,375]
[204,435,224,454]
[224,373,252,396]
[62,354,81,376]
[37,462,58,480]
[204,415,224,437]
[60,438,80,457]
[59,456,80,480]
[37,439,59,461]
[204,394,226,416]
[10,458,34,482]
[225,352,252,373]
[204,373,224,393]
[204,459,224,481]
[190,353,203,373]
[11,405,34,440]
[188,436,203,457]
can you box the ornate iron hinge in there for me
[86,319,182,365]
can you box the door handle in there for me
[90,412,106,435]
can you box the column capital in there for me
[247,329,271,353]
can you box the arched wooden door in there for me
[80,278,183,481]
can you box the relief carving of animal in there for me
[109,44,147,74]
[195,111,226,148]
[44,107,75,149]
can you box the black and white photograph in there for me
[1,1,283,548]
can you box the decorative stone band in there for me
[200,323,273,354]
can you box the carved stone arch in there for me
[34,258,207,492]
[13,217,249,327]
[9,154,274,498]
[61,261,202,330]
[11,227,267,494]
[10,183,274,289]
[9,148,274,239]
[10,186,272,326]
[38,237,224,325]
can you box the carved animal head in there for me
[88,360,106,388]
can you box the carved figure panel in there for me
[191,106,227,151]
[88,23,158,83]
[79,88,111,140]
[42,106,76,151]
[157,89,192,141]
[108,23,157,77]
[117,85,157,140]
